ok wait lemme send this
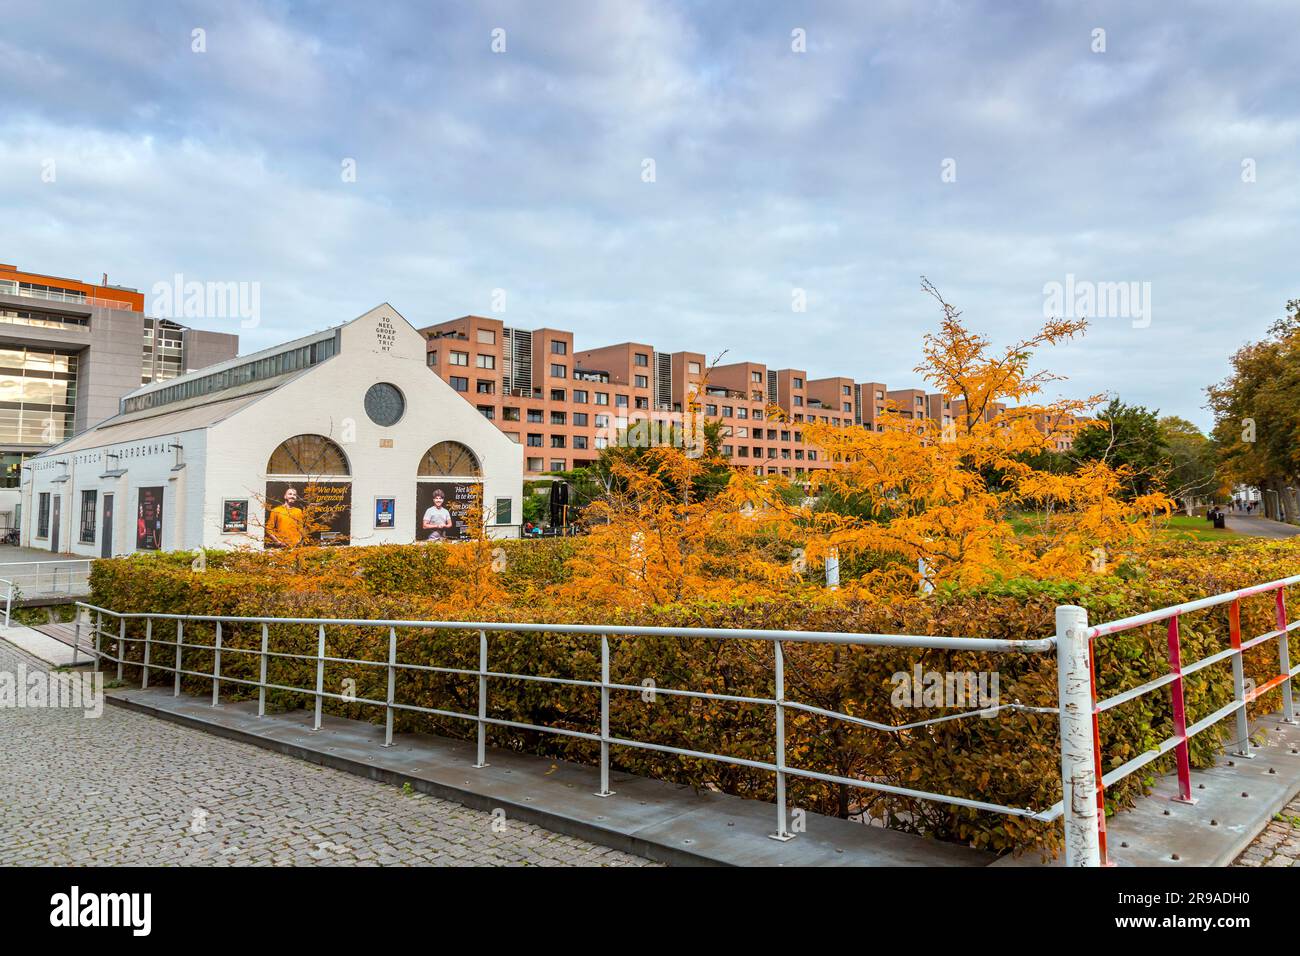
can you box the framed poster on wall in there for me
[222,498,249,534]
[136,487,164,550]
[374,497,395,529]
[264,480,351,548]
[415,482,481,542]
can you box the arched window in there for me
[267,434,351,476]
[418,441,481,478]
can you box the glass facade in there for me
[0,308,89,331]
[0,346,78,446]
[142,317,185,385]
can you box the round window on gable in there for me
[364,382,405,427]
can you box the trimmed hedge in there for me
[89,537,1300,858]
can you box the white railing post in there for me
[595,635,613,796]
[71,609,81,666]
[211,621,222,707]
[473,629,488,767]
[116,617,125,681]
[93,611,102,673]
[141,618,152,689]
[3,579,11,628]
[770,640,794,841]
[174,620,184,696]
[383,626,396,747]
[1056,605,1101,866]
[312,624,325,731]
[258,624,269,717]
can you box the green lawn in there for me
[1008,513,1243,542]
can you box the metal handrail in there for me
[0,578,12,627]
[74,601,1064,836]
[1078,573,1300,866]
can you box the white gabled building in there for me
[21,304,523,556]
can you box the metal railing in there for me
[74,602,1066,841]
[1072,573,1300,865]
[0,560,92,598]
[0,578,12,627]
[71,572,1300,863]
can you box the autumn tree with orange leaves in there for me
[563,280,1174,606]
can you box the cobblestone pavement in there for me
[1234,794,1300,867]
[0,640,653,866]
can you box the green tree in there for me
[1070,399,1166,498]
[1158,416,1219,513]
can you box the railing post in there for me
[3,580,11,628]
[93,611,102,673]
[383,626,396,747]
[1056,605,1101,866]
[174,620,183,697]
[211,621,222,707]
[1229,599,1254,757]
[71,609,81,666]
[1167,614,1197,804]
[141,618,152,689]
[473,629,488,767]
[594,635,613,796]
[1277,588,1296,724]
[769,639,794,841]
[312,624,325,731]
[116,617,125,681]
[258,624,268,717]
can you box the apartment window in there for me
[721,444,733,456]
[794,431,802,442]
[736,427,748,438]
[752,446,763,457]
[722,405,733,417]
[781,449,791,459]
[793,377,804,389]
[79,490,97,543]
[36,492,50,538]
[547,459,564,472]
[876,390,885,400]
[634,353,649,367]
[476,354,495,369]
[635,375,648,389]
[738,446,749,457]
[477,406,495,420]
[527,457,544,471]
[793,396,803,406]
[595,414,610,428]
[503,407,521,421]
[753,410,765,420]
[595,392,609,405]
[550,435,566,448]
[574,389,588,403]
[780,430,791,441]
[573,412,589,426]
[527,434,543,447]
[550,364,567,378]
[594,437,608,450]
[550,411,566,425]
[550,388,566,402]
[843,402,852,412]
[551,341,568,355]
[737,408,748,419]
[767,448,778,458]
[615,395,628,408]
[495,497,512,523]
[527,409,544,423]
[450,376,468,392]
[573,435,588,450]
[449,351,469,366]
[688,361,702,374]
[808,450,819,461]
[476,380,494,394]
[427,350,437,366]
[635,397,648,409]
[843,385,852,396]
[477,329,496,345]
[706,404,718,416]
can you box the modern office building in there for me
[21,305,522,556]
[0,263,239,524]
[421,314,1072,478]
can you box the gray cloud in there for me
[3,0,1298,427]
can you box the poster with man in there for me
[137,487,164,550]
[264,480,351,548]
[222,499,248,534]
[415,482,481,542]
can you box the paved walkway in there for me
[0,640,652,866]
[1224,514,1300,539]
[1235,793,1300,867]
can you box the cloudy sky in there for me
[3,0,1297,428]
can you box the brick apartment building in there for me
[421,314,1073,478]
